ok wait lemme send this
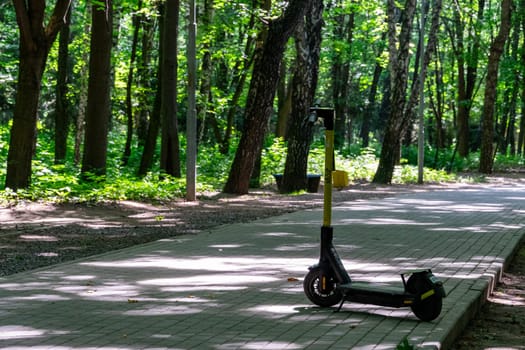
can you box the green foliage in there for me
[1,124,484,205]
[396,337,415,350]
[493,153,525,172]
[402,145,525,174]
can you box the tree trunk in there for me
[138,4,164,176]
[519,0,525,156]
[81,0,113,178]
[122,0,143,166]
[479,0,512,173]
[160,0,181,177]
[136,16,155,146]
[54,7,71,164]
[498,16,520,156]
[6,0,71,190]
[372,0,417,184]
[360,59,383,148]
[276,65,292,138]
[449,0,485,157]
[196,0,214,142]
[223,0,312,194]
[280,0,323,194]
[332,10,355,149]
[404,0,442,134]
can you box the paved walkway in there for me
[0,184,524,350]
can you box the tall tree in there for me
[373,0,440,184]
[520,0,525,156]
[122,0,144,166]
[81,0,113,178]
[446,0,485,157]
[138,3,164,177]
[372,0,417,184]
[223,0,312,194]
[280,0,324,193]
[54,6,71,164]
[5,0,71,190]
[160,0,181,177]
[360,54,384,148]
[479,0,512,173]
[331,3,355,148]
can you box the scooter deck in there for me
[338,282,413,309]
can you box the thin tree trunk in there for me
[138,5,164,177]
[276,65,292,138]
[332,10,355,149]
[360,59,383,148]
[448,0,485,157]
[281,0,323,193]
[54,7,71,164]
[136,16,155,146]
[519,0,525,156]
[122,0,143,166]
[479,0,512,173]
[373,0,417,184]
[74,14,91,166]
[159,0,181,177]
[196,0,214,142]
[81,0,113,178]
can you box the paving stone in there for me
[0,184,524,349]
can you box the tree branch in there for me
[12,0,35,51]
[45,0,72,42]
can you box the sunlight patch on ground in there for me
[140,273,279,287]
[5,294,70,302]
[0,325,70,340]
[123,304,207,316]
[19,234,58,242]
[340,218,437,226]
[82,256,312,274]
[489,291,525,306]
[61,274,97,281]
[244,304,302,318]
[216,341,302,349]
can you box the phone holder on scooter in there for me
[303,108,446,322]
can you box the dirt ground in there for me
[0,177,524,349]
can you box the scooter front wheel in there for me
[303,267,343,307]
[407,272,443,322]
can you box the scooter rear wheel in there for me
[406,272,443,322]
[303,267,343,307]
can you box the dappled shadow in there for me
[0,183,524,349]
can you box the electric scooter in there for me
[303,107,446,322]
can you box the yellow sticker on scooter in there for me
[421,289,435,300]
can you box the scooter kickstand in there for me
[335,294,346,313]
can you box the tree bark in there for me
[372,0,417,184]
[196,0,214,143]
[280,0,323,193]
[223,0,312,194]
[54,6,71,164]
[122,0,143,166]
[138,3,164,177]
[332,10,355,149]
[360,59,383,148]
[448,0,485,157]
[479,0,512,173]
[136,16,156,146]
[6,0,71,190]
[160,0,181,178]
[276,64,292,138]
[81,0,113,178]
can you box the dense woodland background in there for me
[0,0,524,202]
